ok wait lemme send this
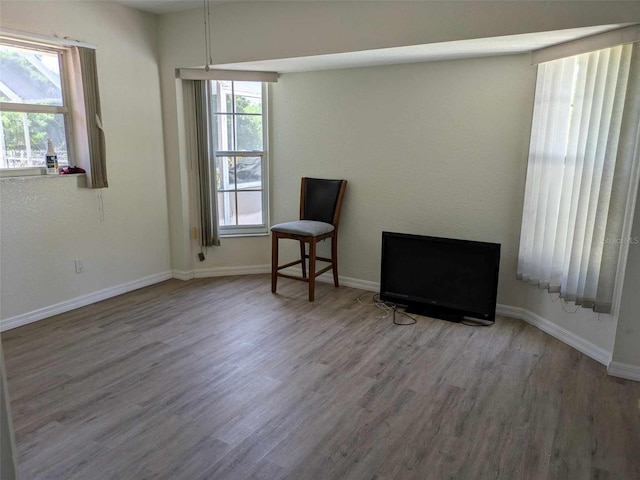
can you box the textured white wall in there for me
[270,57,534,306]
[0,1,171,321]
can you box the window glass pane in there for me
[0,111,68,168]
[217,191,236,226]
[235,157,262,190]
[212,80,232,113]
[0,44,62,106]
[237,191,263,225]
[215,156,235,190]
[234,81,262,114]
[213,114,233,151]
[236,114,263,151]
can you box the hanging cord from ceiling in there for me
[203,0,213,71]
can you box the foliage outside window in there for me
[0,42,70,169]
[211,80,268,235]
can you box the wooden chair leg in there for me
[271,233,278,293]
[331,234,339,287]
[308,238,317,302]
[299,240,307,278]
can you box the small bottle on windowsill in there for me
[45,138,58,175]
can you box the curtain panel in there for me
[66,47,107,188]
[186,80,220,248]
[518,42,640,314]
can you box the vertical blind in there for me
[518,42,640,313]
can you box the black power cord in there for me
[357,292,494,327]
[392,307,418,326]
[356,292,417,326]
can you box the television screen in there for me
[380,232,500,322]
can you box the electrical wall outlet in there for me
[75,258,85,274]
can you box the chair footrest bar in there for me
[277,272,310,283]
[277,267,333,282]
[315,265,333,277]
[276,264,333,280]
[277,259,303,270]
[300,255,332,263]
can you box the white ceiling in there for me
[114,2,629,73]
[118,0,207,15]
[212,25,627,73]
[119,0,631,16]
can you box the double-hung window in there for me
[0,40,70,171]
[211,80,268,236]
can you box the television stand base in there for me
[404,305,464,323]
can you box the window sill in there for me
[0,171,86,186]
[0,167,47,178]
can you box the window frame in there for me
[212,81,269,237]
[0,38,74,175]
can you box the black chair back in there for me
[302,178,344,225]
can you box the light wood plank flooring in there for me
[2,275,639,479]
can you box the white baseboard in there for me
[0,271,173,332]
[315,272,379,292]
[172,265,271,281]
[194,264,271,278]
[278,266,379,292]
[497,304,611,367]
[182,264,381,292]
[172,269,195,281]
[607,361,640,381]
[495,304,526,321]
[1,266,626,375]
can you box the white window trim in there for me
[216,82,270,237]
[0,28,96,50]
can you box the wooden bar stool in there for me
[271,177,348,301]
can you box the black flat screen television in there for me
[380,232,501,323]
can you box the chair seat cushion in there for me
[271,220,335,236]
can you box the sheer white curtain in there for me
[518,42,640,313]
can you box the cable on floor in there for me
[357,293,497,327]
[356,292,417,325]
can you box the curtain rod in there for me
[178,68,278,83]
